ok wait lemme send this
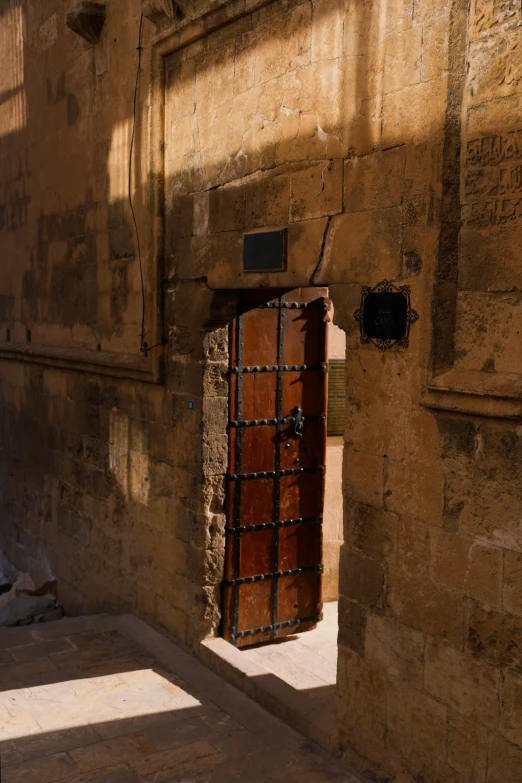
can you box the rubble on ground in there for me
[0,552,63,626]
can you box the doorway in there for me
[208,287,345,751]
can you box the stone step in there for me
[198,636,339,756]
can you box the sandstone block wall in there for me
[335,1,522,781]
[0,0,229,647]
[2,1,522,781]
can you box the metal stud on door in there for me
[222,289,328,648]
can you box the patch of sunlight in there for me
[108,119,133,201]
[108,409,150,504]
[0,669,202,741]
[0,3,26,137]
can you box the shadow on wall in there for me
[161,0,384,288]
[0,0,383,632]
[0,0,501,687]
[0,1,149,354]
[0,0,159,617]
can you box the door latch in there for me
[292,406,305,438]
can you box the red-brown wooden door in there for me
[222,288,328,647]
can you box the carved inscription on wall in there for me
[470,39,522,103]
[463,132,522,228]
[472,0,522,37]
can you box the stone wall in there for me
[0,0,228,648]
[3,0,522,781]
[335,1,522,781]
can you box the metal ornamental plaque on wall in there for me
[354,280,419,351]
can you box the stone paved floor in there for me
[0,613,361,783]
[241,601,338,716]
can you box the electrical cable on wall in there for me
[128,12,150,356]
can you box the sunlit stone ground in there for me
[0,612,360,783]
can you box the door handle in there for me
[292,406,305,438]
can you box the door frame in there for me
[194,283,350,649]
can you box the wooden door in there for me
[222,288,328,647]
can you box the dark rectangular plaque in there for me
[354,280,419,351]
[243,229,287,272]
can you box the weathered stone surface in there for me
[430,528,471,591]
[442,463,522,549]
[384,27,423,94]
[465,543,503,607]
[289,160,343,222]
[382,77,447,146]
[345,502,398,564]
[384,458,444,526]
[386,677,447,769]
[337,647,390,773]
[467,604,522,668]
[337,596,367,656]
[344,147,405,213]
[424,636,500,728]
[339,551,384,608]
[503,551,522,616]
[3,2,522,783]
[322,208,403,284]
[421,15,450,81]
[387,569,463,647]
[455,291,522,375]
[346,399,405,459]
[343,449,384,508]
[500,671,522,749]
[396,516,429,577]
[365,615,424,688]
[487,734,522,783]
[447,711,488,783]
